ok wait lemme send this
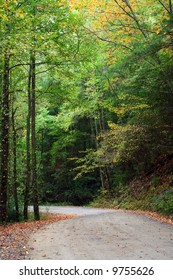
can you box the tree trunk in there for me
[170,0,173,13]
[12,108,19,221]
[0,51,10,223]
[24,60,32,221]
[31,51,40,221]
[99,167,111,192]
[94,115,111,192]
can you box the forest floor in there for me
[0,213,75,260]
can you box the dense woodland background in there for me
[0,0,173,223]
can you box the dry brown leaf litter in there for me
[123,209,173,225]
[0,213,76,260]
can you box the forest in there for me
[0,0,173,223]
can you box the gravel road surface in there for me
[27,206,173,260]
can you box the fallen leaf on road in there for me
[0,213,76,260]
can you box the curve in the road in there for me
[27,206,173,260]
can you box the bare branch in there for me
[114,0,148,39]
[9,61,48,71]
[158,0,171,13]
[83,26,133,51]
[114,0,135,20]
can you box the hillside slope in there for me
[91,153,173,218]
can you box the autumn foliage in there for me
[0,1,173,223]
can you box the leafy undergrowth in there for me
[90,196,173,225]
[0,213,76,260]
[117,154,173,219]
[90,153,173,224]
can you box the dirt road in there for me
[27,206,173,260]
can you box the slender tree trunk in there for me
[12,109,19,221]
[90,118,96,148]
[94,116,110,192]
[24,61,32,221]
[99,167,111,192]
[0,51,10,223]
[31,51,40,220]
[98,107,106,136]
[170,0,173,13]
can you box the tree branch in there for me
[158,0,171,13]
[114,0,148,39]
[9,61,48,71]
[83,26,133,51]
